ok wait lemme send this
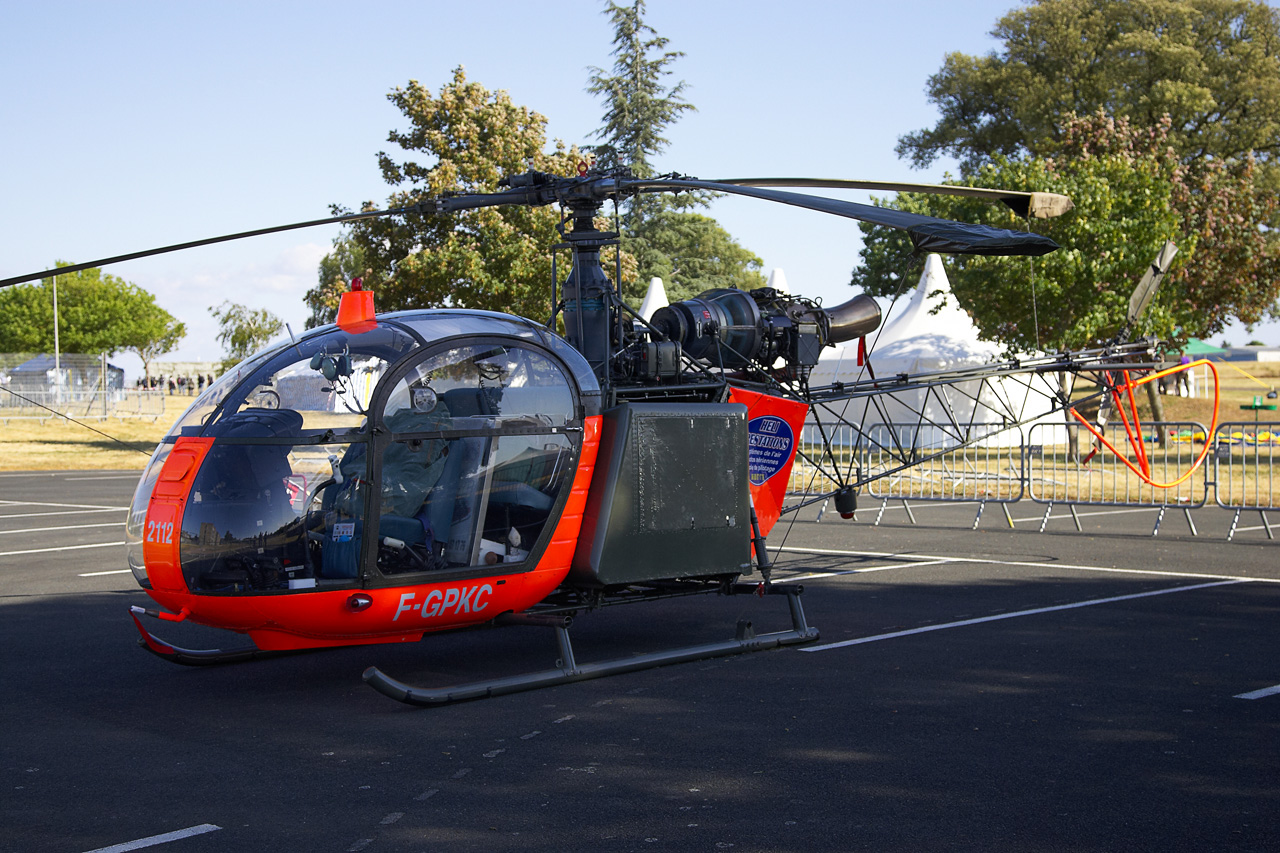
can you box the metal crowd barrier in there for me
[1212,421,1278,541]
[789,424,859,498]
[786,420,1274,541]
[0,388,168,422]
[790,422,1026,528]
[1025,421,1209,535]
[862,423,1025,528]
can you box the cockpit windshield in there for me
[148,315,590,596]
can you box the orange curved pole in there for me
[1069,358,1220,489]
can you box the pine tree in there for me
[587,1,763,302]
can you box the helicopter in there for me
[1,167,1196,705]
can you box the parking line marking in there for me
[0,541,122,557]
[0,508,127,520]
[776,545,1280,584]
[81,824,221,853]
[63,475,142,481]
[80,569,133,577]
[1235,683,1280,700]
[778,558,952,582]
[0,499,128,511]
[0,522,121,535]
[801,580,1249,652]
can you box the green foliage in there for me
[315,67,591,323]
[0,264,185,373]
[210,300,283,370]
[305,231,367,328]
[622,210,764,303]
[854,113,1280,351]
[316,12,763,321]
[587,1,694,181]
[898,0,1280,185]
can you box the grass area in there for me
[0,397,187,471]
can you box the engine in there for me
[643,287,882,382]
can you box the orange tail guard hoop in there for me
[1069,358,1220,489]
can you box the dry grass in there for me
[0,398,186,471]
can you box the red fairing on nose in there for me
[142,437,214,593]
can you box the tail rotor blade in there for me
[1127,240,1179,327]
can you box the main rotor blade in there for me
[713,178,1074,219]
[628,178,1060,256]
[0,208,403,290]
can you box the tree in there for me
[313,67,596,324]
[587,0,764,302]
[210,301,283,370]
[897,0,1280,187]
[631,210,765,302]
[127,314,187,385]
[305,231,367,328]
[0,264,185,378]
[853,113,1280,352]
[587,2,694,199]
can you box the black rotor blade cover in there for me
[624,177,1059,256]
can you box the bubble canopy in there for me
[126,311,602,596]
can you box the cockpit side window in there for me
[372,342,579,578]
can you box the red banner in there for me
[728,387,809,538]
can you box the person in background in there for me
[1176,352,1192,396]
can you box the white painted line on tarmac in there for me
[80,569,133,577]
[801,580,1249,653]
[81,824,222,853]
[776,545,1280,584]
[63,474,142,481]
[1235,683,1280,700]
[0,522,121,535]
[0,541,122,557]
[1011,507,1160,523]
[0,499,129,511]
[779,558,953,582]
[0,508,126,520]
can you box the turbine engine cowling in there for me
[649,287,882,373]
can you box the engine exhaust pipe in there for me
[820,293,881,343]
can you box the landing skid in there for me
[363,584,818,706]
[130,607,291,666]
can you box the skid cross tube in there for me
[362,585,818,706]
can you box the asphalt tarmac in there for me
[2,471,1277,853]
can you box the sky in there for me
[4,0,1276,379]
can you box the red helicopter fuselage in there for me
[126,308,806,653]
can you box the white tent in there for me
[765,268,790,294]
[806,255,1062,448]
[638,276,669,322]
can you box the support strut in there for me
[362,585,819,706]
